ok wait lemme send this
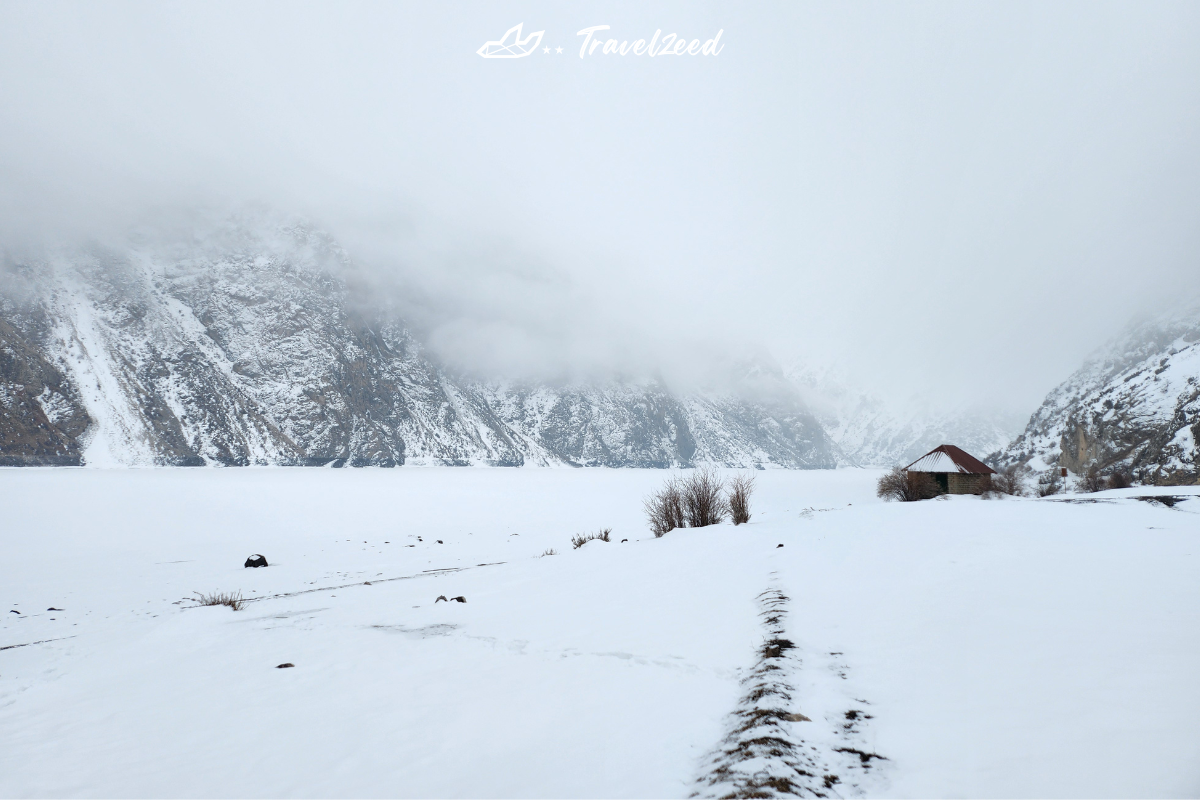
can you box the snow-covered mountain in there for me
[0,218,833,468]
[996,302,1200,484]
[786,365,1021,467]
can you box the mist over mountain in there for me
[0,214,835,468]
[789,364,1025,468]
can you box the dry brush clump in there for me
[571,528,612,549]
[1081,466,1105,493]
[990,465,1027,496]
[644,468,755,536]
[1106,469,1134,490]
[193,591,244,611]
[876,467,940,502]
[681,467,728,528]
[645,476,686,537]
[728,473,756,525]
[1037,470,1063,497]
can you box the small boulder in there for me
[276,663,294,669]
[777,544,784,548]
[451,596,467,603]
[435,595,448,603]
[245,554,268,568]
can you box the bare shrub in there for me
[1106,469,1133,490]
[990,465,1026,496]
[729,473,756,525]
[681,467,728,528]
[876,467,940,502]
[1036,470,1062,497]
[644,476,686,537]
[194,591,244,611]
[541,548,557,557]
[571,528,612,549]
[1081,466,1105,493]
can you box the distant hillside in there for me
[786,365,1021,467]
[995,302,1200,484]
[0,217,833,468]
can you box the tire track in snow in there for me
[693,579,887,798]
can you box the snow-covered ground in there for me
[1,468,1197,798]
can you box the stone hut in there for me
[905,444,996,495]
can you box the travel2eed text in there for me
[477,23,725,60]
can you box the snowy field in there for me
[1,467,1198,799]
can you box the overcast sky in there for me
[2,1,1198,414]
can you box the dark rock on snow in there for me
[245,554,268,568]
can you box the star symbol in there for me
[543,46,550,54]
[555,46,563,54]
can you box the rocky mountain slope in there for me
[786,365,1021,467]
[996,303,1200,484]
[0,219,833,468]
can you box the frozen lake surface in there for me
[1,468,1197,798]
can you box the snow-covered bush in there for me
[1081,466,1105,493]
[876,467,939,502]
[644,470,728,535]
[681,468,727,528]
[644,477,686,537]
[1036,470,1063,497]
[991,465,1026,496]
[728,473,755,524]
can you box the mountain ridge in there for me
[0,221,836,469]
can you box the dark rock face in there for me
[0,221,834,469]
[245,554,268,568]
[997,305,1200,485]
[0,304,91,466]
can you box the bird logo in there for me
[477,23,544,58]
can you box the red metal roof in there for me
[904,444,996,475]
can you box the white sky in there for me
[2,1,1198,413]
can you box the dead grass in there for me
[571,528,612,549]
[193,590,244,611]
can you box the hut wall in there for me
[948,473,991,495]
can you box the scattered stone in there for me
[47,607,64,611]
[9,610,19,615]
[621,539,628,543]
[276,663,294,669]
[244,554,268,568]
[363,581,372,585]
[451,596,467,603]
[437,540,443,544]
[777,544,784,548]
[435,595,448,603]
